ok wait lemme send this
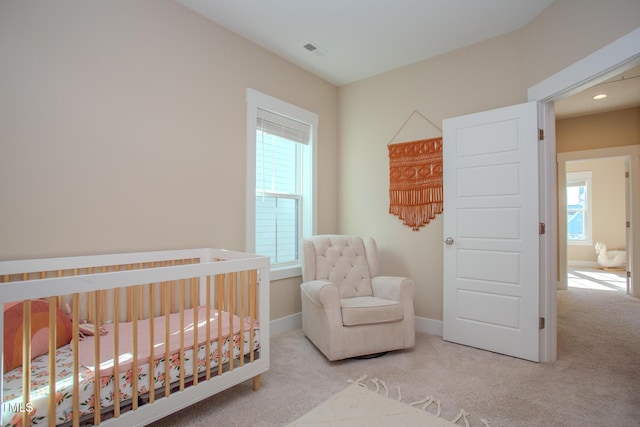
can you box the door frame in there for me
[527,27,640,362]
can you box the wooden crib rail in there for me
[0,249,265,304]
[0,248,270,427]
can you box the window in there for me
[246,89,317,279]
[566,171,592,245]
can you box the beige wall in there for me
[2,0,639,323]
[557,107,639,267]
[566,158,627,263]
[557,107,640,153]
[0,1,339,320]
[338,0,640,320]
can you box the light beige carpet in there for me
[288,376,486,427]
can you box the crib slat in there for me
[216,274,224,376]
[205,275,212,380]
[239,271,245,367]
[191,274,198,386]
[127,265,133,322]
[160,261,167,316]
[149,281,155,403]
[72,293,80,427]
[22,300,31,427]
[164,282,171,398]
[132,286,139,410]
[113,288,121,418]
[101,266,108,325]
[93,287,101,425]
[171,260,177,313]
[57,270,63,308]
[249,269,256,363]
[139,263,145,320]
[179,277,185,391]
[228,273,235,371]
[48,296,57,427]
[86,269,94,324]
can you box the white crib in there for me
[0,248,270,426]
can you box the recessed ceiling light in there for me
[592,93,608,100]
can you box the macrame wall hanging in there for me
[388,111,443,231]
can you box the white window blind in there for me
[255,109,310,264]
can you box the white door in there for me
[442,102,540,362]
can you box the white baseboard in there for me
[270,313,443,337]
[415,316,443,336]
[270,312,302,336]
[568,260,600,268]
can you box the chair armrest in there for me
[300,280,341,310]
[371,276,415,303]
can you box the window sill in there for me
[270,264,302,281]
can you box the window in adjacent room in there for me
[246,89,317,279]
[566,171,592,245]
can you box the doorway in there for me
[557,153,633,294]
[527,27,640,362]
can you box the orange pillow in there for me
[3,300,73,371]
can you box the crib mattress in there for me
[2,316,260,426]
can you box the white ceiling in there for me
[176,0,555,86]
[554,64,640,119]
[175,0,640,118]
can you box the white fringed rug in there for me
[288,376,489,427]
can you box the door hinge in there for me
[538,128,544,141]
[539,222,546,235]
[625,171,629,178]
[627,221,631,228]
[539,317,545,329]
[628,271,632,279]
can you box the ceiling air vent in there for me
[303,42,327,57]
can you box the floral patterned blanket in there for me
[2,319,260,426]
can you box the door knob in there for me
[445,237,454,245]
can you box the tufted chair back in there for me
[301,235,379,299]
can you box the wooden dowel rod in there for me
[93,287,101,425]
[161,261,167,316]
[229,273,235,371]
[72,293,80,427]
[132,286,139,410]
[101,266,107,324]
[205,276,212,380]
[113,288,121,418]
[87,267,95,324]
[239,271,245,367]
[22,300,31,427]
[171,260,176,313]
[57,270,63,308]
[217,275,224,376]
[164,282,171,398]
[149,281,155,403]
[179,277,185,391]
[48,296,57,427]
[250,269,257,362]
[192,275,198,386]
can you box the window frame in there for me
[246,88,317,280]
[566,171,593,246]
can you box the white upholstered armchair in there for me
[300,235,416,361]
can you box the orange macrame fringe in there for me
[388,138,443,231]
